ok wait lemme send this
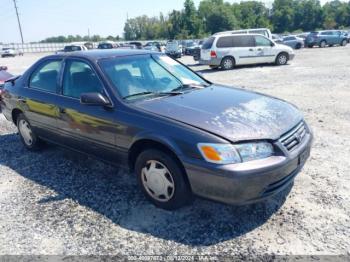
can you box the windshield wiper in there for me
[171,83,210,92]
[123,91,183,100]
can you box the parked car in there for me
[56,45,88,54]
[215,28,273,39]
[200,33,295,70]
[282,35,304,49]
[144,42,161,52]
[0,50,312,210]
[98,42,118,49]
[305,30,348,48]
[183,41,197,55]
[0,66,13,112]
[193,40,205,61]
[165,40,182,58]
[117,44,137,49]
[129,42,143,49]
[272,34,283,44]
[1,48,23,57]
[84,42,94,50]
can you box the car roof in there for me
[51,49,159,60]
[214,33,267,38]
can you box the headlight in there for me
[198,142,274,164]
[235,142,274,162]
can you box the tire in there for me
[220,57,235,70]
[135,149,192,210]
[319,40,326,48]
[341,39,347,46]
[275,52,289,65]
[17,113,42,151]
[295,43,302,49]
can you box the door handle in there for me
[249,48,254,51]
[257,48,262,51]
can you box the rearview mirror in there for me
[80,92,111,106]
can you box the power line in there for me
[12,0,24,44]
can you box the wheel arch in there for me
[276,51,289,61]
[11,108,23,126]
[128,138,192,190]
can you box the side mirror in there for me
[270,42,275,47]
[80,92,111,106]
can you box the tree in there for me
[271,0,296,33]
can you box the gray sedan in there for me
[282,36,304,49]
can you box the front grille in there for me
[279,121,307,151]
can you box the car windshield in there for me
[99,54,209,101]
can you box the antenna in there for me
[13,0,24,44]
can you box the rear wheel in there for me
[319,40,326,48]
[275,53,288,65]
[295,43,302,49]
[220,57,235,70]
[135,149,192,210]
[17,113,42,151]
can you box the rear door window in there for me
[232,35,255,47]
[216,36,234,48]
[29,60,62,93]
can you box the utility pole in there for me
[13,0,24,44]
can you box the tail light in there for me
[210,50,217,58]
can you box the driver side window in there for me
[255,36,272,47]
[63,60,104,99]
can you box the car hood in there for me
[133,85,303,142]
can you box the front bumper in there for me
[182,131,313,205]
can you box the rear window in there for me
[216,36,234,48]
[202,37,215,49]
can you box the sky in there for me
[1,0,333,43]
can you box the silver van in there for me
[200,33,295,70]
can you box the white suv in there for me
[200,34,295,70]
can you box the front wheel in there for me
[17,113,42,151]
[220,57,235,70]
[275,53,289,65]
[135,149,192,210]
[319,40,326,48]
[341,40,347,46]
[295,43,302,49]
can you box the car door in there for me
[253,35,276,64]
[55,58,121,162]
[231,35,257,65]
[21,59,62,140]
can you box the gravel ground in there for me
[0,47,349,257]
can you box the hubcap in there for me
[223,59,233,69]
[141,160,175,202]
[18,119,33,146]
[279,55,287,65]
[321,42,326,47]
